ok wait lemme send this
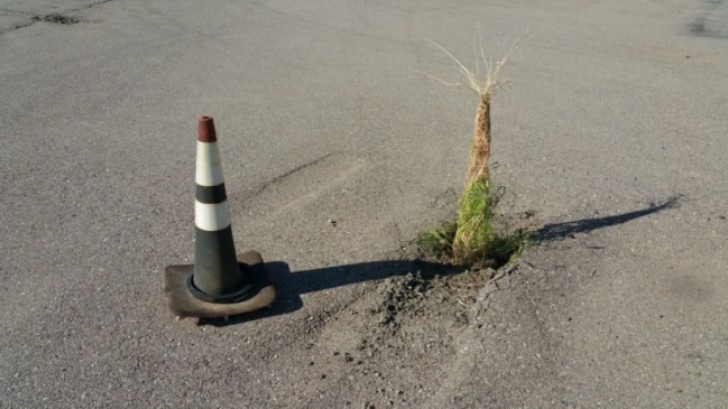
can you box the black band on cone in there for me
[196,184,227,204]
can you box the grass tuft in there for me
[417,182,528,268]
[452,179,496,263]
[417,221,457,258]
[418,35,528,268]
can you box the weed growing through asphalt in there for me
[417,185,527,268]
[419,37,527,267]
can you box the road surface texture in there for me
[1,0,727,407]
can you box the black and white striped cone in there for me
[164,116,276,318]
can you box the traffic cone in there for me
[164,116,276,318]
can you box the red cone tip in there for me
[198,116,217,142]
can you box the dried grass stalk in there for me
[425,38,521,264]
[466,93,492,188]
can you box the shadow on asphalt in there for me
[531,195,681,242]
[197,259,461,327]
[198,195,682,326]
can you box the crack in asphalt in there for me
[241,152,335,200]
[32,13,81,25]
[0,0,114,35]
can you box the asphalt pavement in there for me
[1,0,727,407]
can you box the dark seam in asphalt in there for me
[0,20,36,35]
[0,0,115,36]
[242,152,336,200]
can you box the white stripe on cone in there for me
[196,141,225,187]
[195,200,232,231]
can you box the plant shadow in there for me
[531,195,681,242]
[197,259,462,327]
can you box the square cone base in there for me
[164,250,276,318]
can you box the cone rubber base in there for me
[164,250,276,318]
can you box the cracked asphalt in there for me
[1,0,727,408]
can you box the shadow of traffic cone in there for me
[164,116,276,318]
